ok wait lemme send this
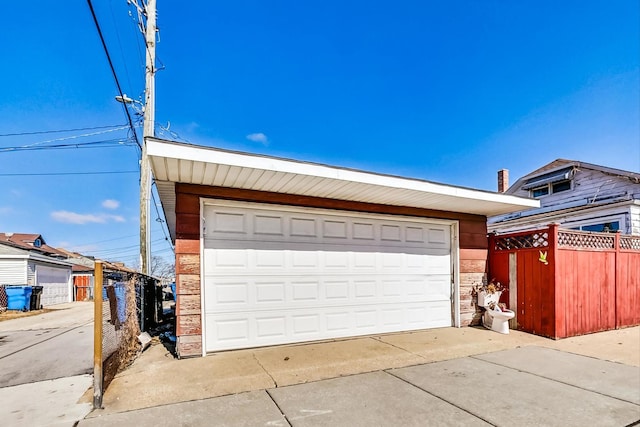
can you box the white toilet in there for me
[478,291,515,334]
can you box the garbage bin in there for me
[30,286,43,310]
[114,282,126,323]
[6,286,33,311]
[170,282,176,302]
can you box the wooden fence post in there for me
[93,261,103,409]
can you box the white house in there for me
[0,242,73,306]
[489,159,640,235]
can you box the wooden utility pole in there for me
[140,0,156,276]
[93,261,103,409]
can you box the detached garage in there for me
[148,138,538,357]
[0,244,73,307]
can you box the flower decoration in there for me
[472,278,503,295]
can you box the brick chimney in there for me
[497,169,509,193]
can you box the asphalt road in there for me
[0,303,94,388]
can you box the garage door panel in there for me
[213,282,248,305]
[206,275,450,313]
[256,317,286,339]
[256,282,286,303]
[36,265,70,306]
[204,202,454,352]
[325,280,349,300]
[206,300,453,351]
[205,207,452,248]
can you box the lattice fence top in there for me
[558,230,615,249]
[494,231,549,251]
[620,235,640,250]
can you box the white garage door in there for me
[36,265,71,306]
[203,201,454,352]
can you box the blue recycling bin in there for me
[114,282,126,323]
[170,282,176,301]
[6,286,33,311]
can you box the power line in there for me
[0,139,136,152]
[82,238,167,254]
[0,124,128,138]
[0,170,137,177]
[86,0,141,149]
[0,126,129,150]
[67,234,139,248]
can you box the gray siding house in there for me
[489,159,640,235]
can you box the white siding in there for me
[27,263,36,285]
[631,205,640,236]
[0,259,28,284]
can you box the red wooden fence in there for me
[74,275,93,301]
[489,225,640,339]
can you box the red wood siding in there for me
[174,187,202,358]
[459,249,488,326]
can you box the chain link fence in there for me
[93,262,163,408]
[100,275,140,393]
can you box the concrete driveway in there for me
[80,344,640,426]
[80,326,640,426]
[0,302,95,426]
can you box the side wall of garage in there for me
[173,183,487,358]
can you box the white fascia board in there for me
[148,138,539,211]
[7,253,73,267]
[0,254,30,260]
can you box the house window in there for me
[581,222,620,233]
[530,180,571,198]
[33,238,42,248]
[531,186,549,197]
[552,180,571,193]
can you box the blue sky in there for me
[0,1,638,268]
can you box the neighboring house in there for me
[489,160,640,235]
[55,248,138,301]
[147,138,538,358]
[0,234,73,306]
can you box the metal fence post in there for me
[93,261,103,409]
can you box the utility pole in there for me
[140,0,156,276]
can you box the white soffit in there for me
[147,138,539,236]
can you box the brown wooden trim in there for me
[176,183,487,223]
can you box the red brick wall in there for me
[173,183,489,356]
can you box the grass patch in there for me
[0,308,55,322]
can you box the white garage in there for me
[0,243,73,307]
[203,200,456,352]
[36,265,72,306]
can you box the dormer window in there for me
[523,167,574,198]
[531,186,549,197]
[551,180,571,193]
[33,238,42,248]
